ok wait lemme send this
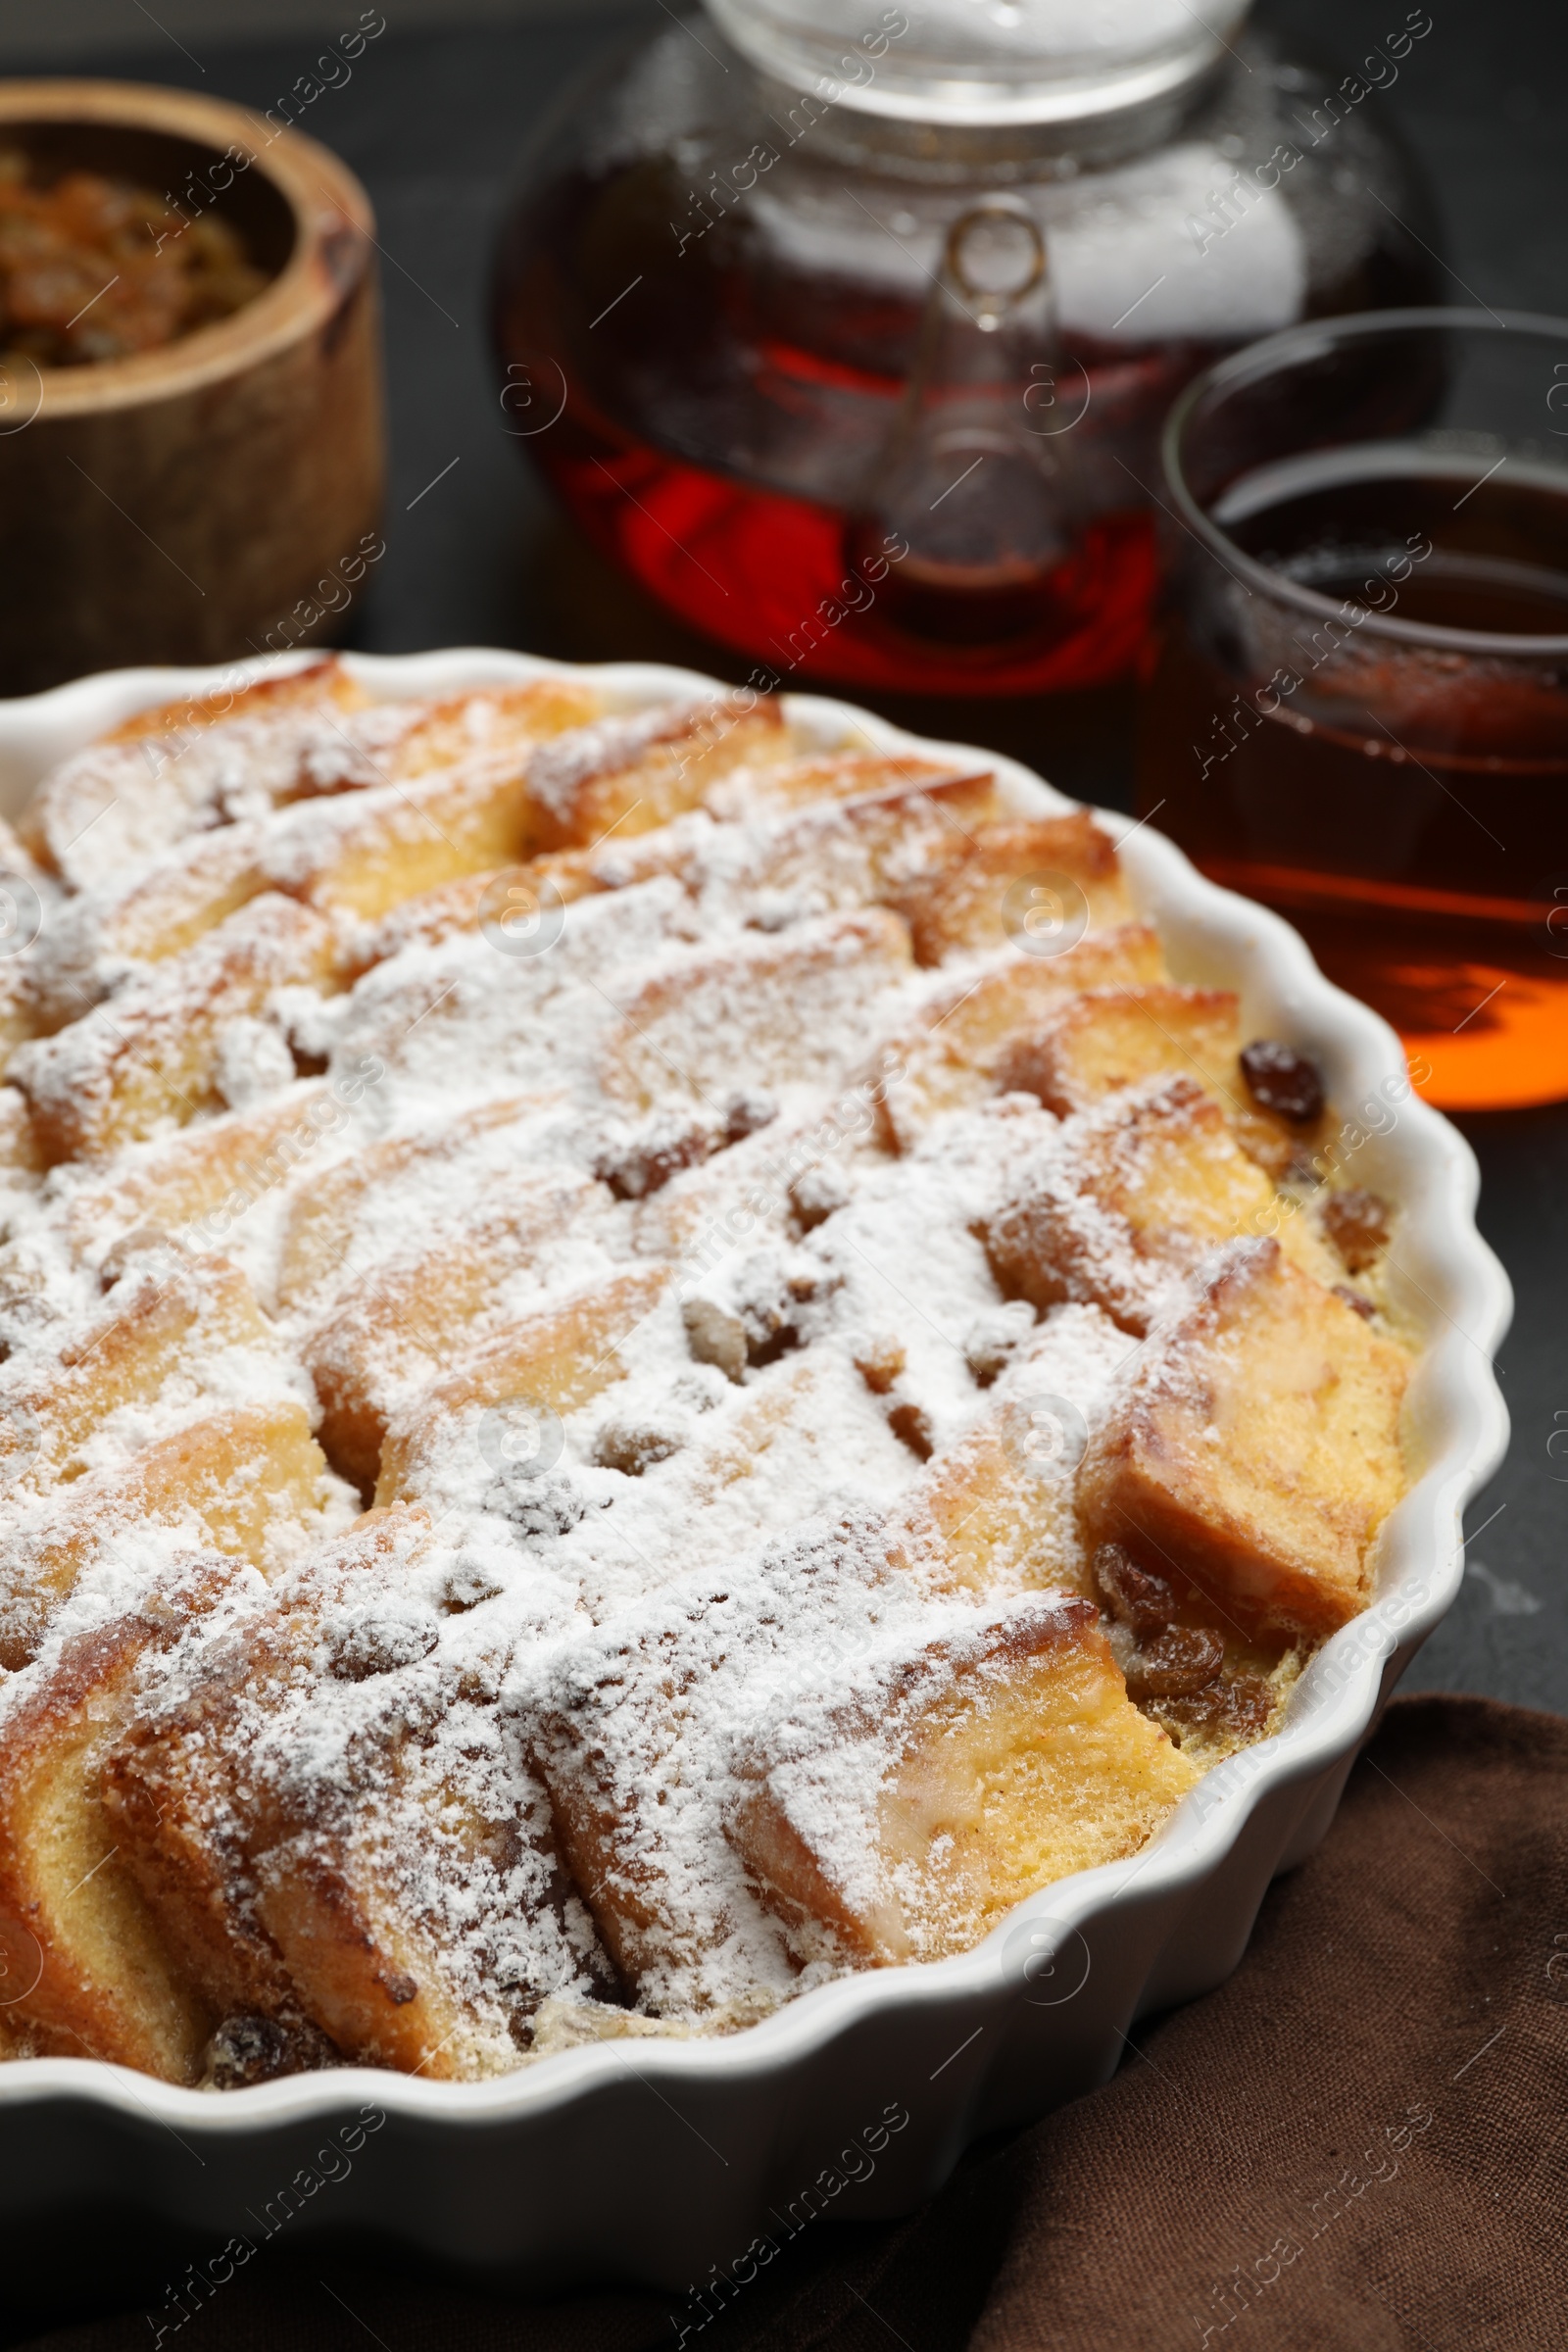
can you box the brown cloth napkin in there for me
[15,1693,1568,2352]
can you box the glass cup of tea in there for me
[1136,308,1568,1111]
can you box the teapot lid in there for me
[704,0,1250,126]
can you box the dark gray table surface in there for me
[44,0,1568,1713]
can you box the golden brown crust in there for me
[107,1507,592,2078]
[102,1642,299,2031]
[0,1401,331,1669]
[15,894,341,1162]
[998,983,1241,1115]
[1078,1240,1408,1640]
[101,658,362,750]
[0,1568,241,2079]
[884,810,1131,965]
[874,923,1166,1150]
[0,1250,274,1494]
[982,1076,1337,1336]
[525,695,793,853]
[728,1599,1198,1966]
[303,1172,607,1486]
[598,908,914,1113]
[375,1266,671,1504]
[994,982,1307,1173]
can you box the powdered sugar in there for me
[524,702,707,826]
[730,1592,1094,1943]
[520,1504,921,2011]
[29,692,362,891]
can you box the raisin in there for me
[443,1558,505,1611]
[1240,1040,1324,1125]
[1324,1186,1390,1273]
[594,1417,685,1475]
[1170,1673,1276,1737]
[1124,1626,1225,1700]
[723,1089,777,1144]
[790,1161,851,1229]
[853,1335,906,1395]
[963,1302,1035,1387]
[327,1607,439,1680]
[888,1400,935,1459]
[204,2015,292,2089]
[594,1114,713,1200]
[1333,1284,1376,1321]
[492,1471,586,1542]
[1093,1543,1177,1637]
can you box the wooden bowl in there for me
[0,79,385,694]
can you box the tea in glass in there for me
[1138,309,1568,1109]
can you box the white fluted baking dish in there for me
[0,650,1510,2299]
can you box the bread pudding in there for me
[0,660,1411,2083]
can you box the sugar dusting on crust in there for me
[730,1592,1096,1934]
[524,698,741,828]
[33,700,356,890]
[522,1505,920,2011]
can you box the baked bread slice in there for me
[103,1506,610,2081]
[981,1076,1339,1335]
[995,982,1312,1173]
[884,810,1130,965]
[1078,1239,1408,1639]
[0,1560,244,2078]
[873,924,1166,1150]
[728,1596,1198,1966]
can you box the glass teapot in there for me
[493,0,1440,698]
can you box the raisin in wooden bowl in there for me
[0,79,384,694]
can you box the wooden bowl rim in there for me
[0,76,376,414]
